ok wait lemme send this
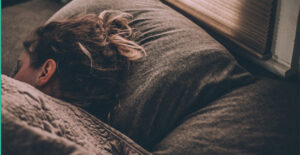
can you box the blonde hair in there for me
[23,10,146,120]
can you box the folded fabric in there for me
[2,75,151,155]
[48,0,255,149]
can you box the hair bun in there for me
[98,10,146,60]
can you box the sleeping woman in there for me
[13,10,146,121]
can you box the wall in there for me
[264,0,300,77]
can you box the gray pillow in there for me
[48,0,255,149]
[151,78,299,154]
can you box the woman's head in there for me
[14,10,145,119]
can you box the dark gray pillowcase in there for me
[152,78,299,154]
[48,0,255,149]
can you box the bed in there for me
[2,0,299,154]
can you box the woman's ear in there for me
[36,59,57,87]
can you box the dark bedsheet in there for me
[152,78,299,154]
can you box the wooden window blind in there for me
[163,0,277,59]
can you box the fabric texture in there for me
[2,0,299,154]
[152,78,299,154]
[2,75,151,155]
[48,0,254,150]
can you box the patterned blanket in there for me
[2,75,151,155]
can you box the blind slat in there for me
[164,0,276,58]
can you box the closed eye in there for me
[12,60,22,77]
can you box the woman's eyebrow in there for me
[16,59,23,70]
[17,59,22,66]
[12,59,22,77]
